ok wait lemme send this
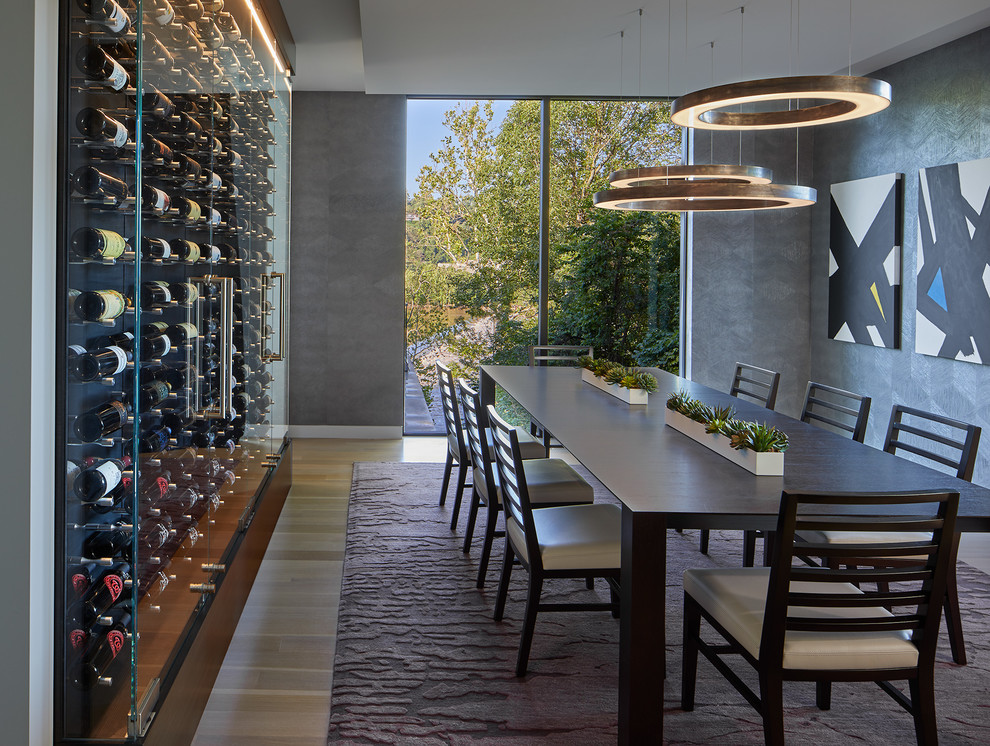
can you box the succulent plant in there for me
[684,400,714,424]
[603,366,627,385]
[728,422,789,452]
[577,355,596,371]
[619,370,658,393]
[667,393,786,451]
[666,391,691,412]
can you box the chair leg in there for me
[438,452,453,506]
[448,461,469,531]
[585,577,594,590]
[462,487,481,553]
[909,671,938,746]
[493,541,514,621]
[743,530,757,567]
[681,593,701,711]
[944,560,967,665]
[816,680,832,710]
[762,531,776,567]
[515,571,544,677]
[609,583,620,619]
[699,529,710,554]
[475,503,499,589]
[759,672,786,746]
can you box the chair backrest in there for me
[458,378,496,497]
[487,404,540,569]
[436,362,467,459]
[884,404,981,482]
[800,381,872,443]
[730,362,780,410]
[528,345,593,367]
[763,489,959,670]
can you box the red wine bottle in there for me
[165,322,198,346]
[88,476,132,514]
[80,562,131,623]
[93,330,134,352]
[71,166,129,206]
[142,132,173,164]
[74,289,127,322]
[68,611,131,689]
[73,399,128,442]
[77,0,132,34]
[140,236,172,260]
[75,108,129,152]
[139,425,172,454]
[141,184,171,216]
[140,331,172,360]
[75,44,130,91]
[145,0,175,26]
[140,280,172,309]
[73,345,131,382]
[74,456,131,502]
[68,562,96,599]
[169,282,199,306]
[70,227,127,260]
[175,198,203,224]
[129,380,171,410]
[161,404,195,434]
[82,519,131,560]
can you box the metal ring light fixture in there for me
[593,182,817,212]
[608,164,773,187]
[670,75,892,130]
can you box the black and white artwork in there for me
[828,173,903,348]
[917,157,990,364]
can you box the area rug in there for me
[328,462,990,745]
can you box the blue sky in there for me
[406,99,513,197]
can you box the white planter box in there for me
[581,368,650,405]
[664,408,784,476]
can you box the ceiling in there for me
[280,0,990,96]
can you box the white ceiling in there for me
[281,0,990,96]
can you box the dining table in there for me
[479,364,990,745]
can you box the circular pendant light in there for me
[670,75,891,131]
[608,164,773,187]
[593,182,817,212]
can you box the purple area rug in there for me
[328,462,990,744]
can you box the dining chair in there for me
[737,381,873,566]
[459,378,594,588]
[488,405,621,676]
[798,404,981,665]
[698,361,782,556]
[438,363,545,532]
[526,345,593,450]
[682,488,959,746]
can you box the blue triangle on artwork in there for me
[928,267,948,311]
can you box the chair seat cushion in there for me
[683,568,919,671]
[508,503,621,570]
[483,427,546,461]
[797,529,933,560]
[475,459,595,506]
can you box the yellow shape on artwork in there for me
[870,282,885,322]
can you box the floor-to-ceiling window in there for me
[404,98,681,433]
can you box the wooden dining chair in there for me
[698,361,782,555]
[798,404,981,665]
[682,488,959,746]
[737,382,874,566]
[459,378,594,588]
[488,405,621,676]
[437,362,471,529]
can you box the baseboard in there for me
[287,425,404,439]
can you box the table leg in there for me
[619,506,666,745]
[480,367,496,410]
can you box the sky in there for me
[405,99,513,197]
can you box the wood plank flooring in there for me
[189,435,990,744]
[190,437,447,746]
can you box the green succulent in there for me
[728,422,789,452]
[684,400,714,424]
[619,370,658,393]
[577,355,596,371]
[603,366,627,385]
[666,391,691,412]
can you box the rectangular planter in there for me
[664,408,784,476]
[581,368,650,405]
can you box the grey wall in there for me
[810,28,990,486]
[688,129,816,417]
[288,92,406,429]
[2,0,57,742]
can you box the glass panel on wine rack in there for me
[57,0,292,741]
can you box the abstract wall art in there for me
[828,172,903,348]
[917,157,990,364]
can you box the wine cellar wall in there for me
[56,0,291,741]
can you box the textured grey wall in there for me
[810,28,990,486]
[688,128,816,417]
[288,92,406,427]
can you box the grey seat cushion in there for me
[507,503,621,570]
[475,458,595,506]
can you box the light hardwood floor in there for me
[190,437,447,746]
[189,436,990,745]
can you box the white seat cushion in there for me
[683,568,919,671]
[507,503,621,570]
[483,427,547,461]
[797,529,933,561]
[475,459,595,506]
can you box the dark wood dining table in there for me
[479,364,990,745]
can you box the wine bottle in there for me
[88,476,132,514]
[145,0,175,26]
[140,236,172,260]
[142,132,173,164]
[77,0,132,35]
[169,282,199,306]
[134,85,175,122]
[75,44,129,91]
[174,197,203,224]
[71,166,129,207]
[139,425,172,454]
[215,10,240,41]
[141,30,175,70]
[82,519,131,560]
[140,569,170,605]
[175,0,204,22]
[205,206,221,227]
[70,227,127,261]
[200,169,222,192]
[140,280,172,309]
[140,331,172,360]
[72,344,131,382]
[92,330,134,352]
[129,379,171,410]
[232,390,249,415]
[81,562,131,623]
[75,108,129,153]
[139,520,172,552]
[73,399,128,443]
[161,361,195,391]
[68,611,131,689]
[141,184,171,216]
[253,369,274,387]
[202,243,222,263]
[196,16,224,50]
[161,404,195,434]
[68,562,98,602]
[74,289,127,322]
[173,152,202,182]
[74,456,131,502]
[165,322,198,346]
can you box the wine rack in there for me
[56,0,291,742]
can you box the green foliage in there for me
[665,393,787,452]
[582,358,656,391]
